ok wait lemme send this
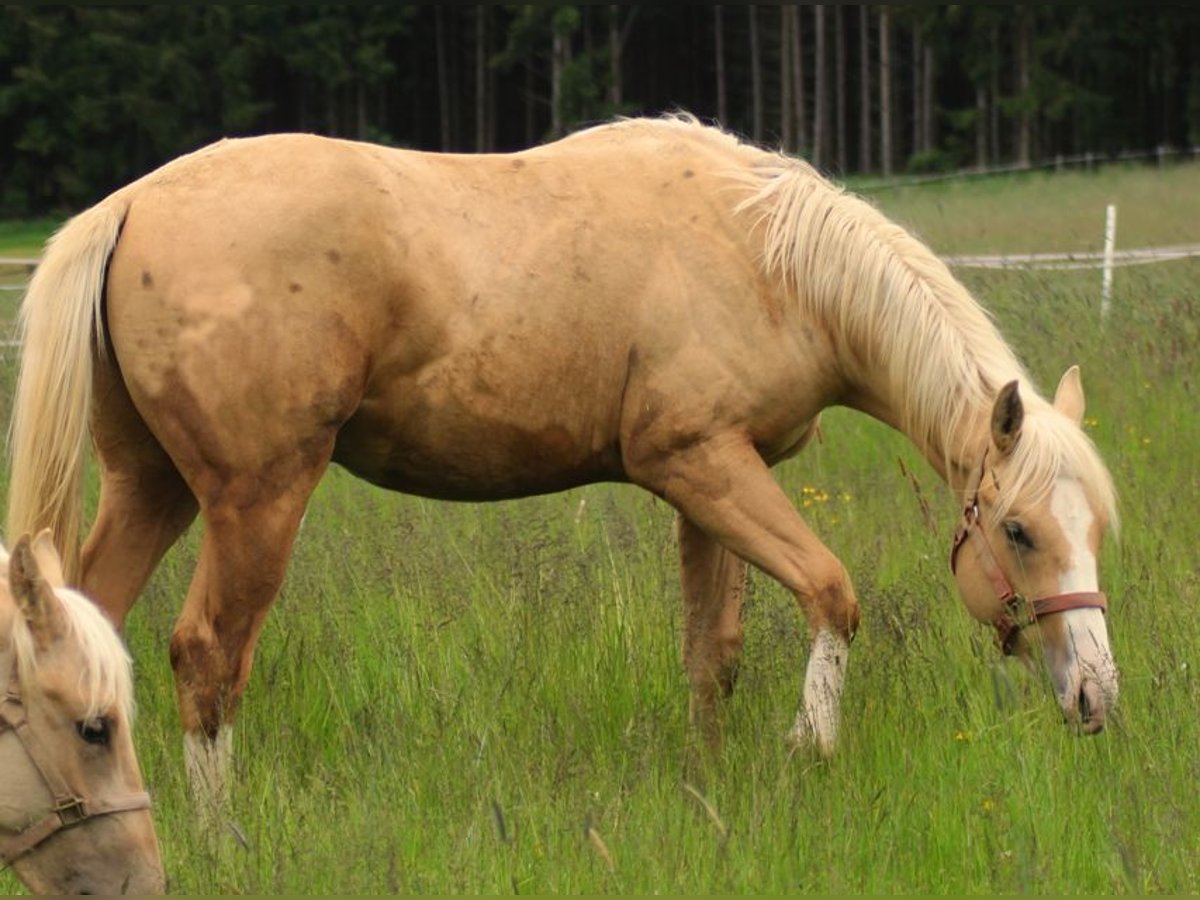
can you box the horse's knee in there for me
[802,563,861,642]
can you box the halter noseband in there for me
[949,451,1108,655]
[0,663,152,868]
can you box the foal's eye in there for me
[76,718,111,747]
[1003,521,1034,551]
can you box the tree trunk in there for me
[714,5,728,126]
[859,5,872,172]
[475,5,487,152]
[1016,7,1032,167]
[551,26,568,138]
[813,4,827,168]
[356,81,367,140]
[911,25,922,158]
[436,6,452,150]
[780,6,794,149]
[604,5,640,111]
[609,6,622,108]
[524,61,535,147]
[989,22,1000,164]
[749,5,763,143]
[835,4,847,173]
[879,5,892,175]
[793,4,808,152]
[975,83,987,169]
[922,39,935,154]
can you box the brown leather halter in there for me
[0,663,152,868]
[949,451,1108,655]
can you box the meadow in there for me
[1,160,1197,894]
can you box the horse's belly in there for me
[332,403,625,501]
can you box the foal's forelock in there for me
[8,587,134,723]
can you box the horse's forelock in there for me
[8,585,134,724]
[994,403,1120,538]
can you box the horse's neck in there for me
[746,161,1027,500]
[814,258,1010,497]
[843,373,990,495]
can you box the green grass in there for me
[862,160,1200,255]
[1,162,1198,894]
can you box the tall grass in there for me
[1,163,1197,893]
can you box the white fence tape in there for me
[942,243,1200,271]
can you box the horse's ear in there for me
[29,529,66,589]
[1053,365,1086,426]
[990,380,1024,456]
[10,534,68,650]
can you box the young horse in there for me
[6,115,1118,807]
[0,532,163,895]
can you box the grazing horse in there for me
[6,116,1118,808]
[0,532,163,894]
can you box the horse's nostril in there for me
[1079,686,1092,723]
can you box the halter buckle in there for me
[54,797,89,826]
[994,595,1029,655]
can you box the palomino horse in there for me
[6,116,1118,807]
[0,532,163,894]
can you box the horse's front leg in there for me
[631,432,860,756]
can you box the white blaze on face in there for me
[1051,479,1100,593]
[1046,479,1118,717]
[788,629,849,757]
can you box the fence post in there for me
[1101,203,1117,320]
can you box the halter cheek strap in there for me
[0,667,152,868]
[949,454,1108,655]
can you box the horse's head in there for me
[0,532,164,895]
[951,367,1118,734]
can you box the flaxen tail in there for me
[6,194,131,581]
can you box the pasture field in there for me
[1,161,1198,894]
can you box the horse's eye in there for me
[76,718,111,747]
[1003,521,1034,551]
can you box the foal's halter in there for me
[0,663,152,868]
[949,452,1108,655]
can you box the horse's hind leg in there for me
[677,512,747,750]
[81,362,198,624]
[169,459,329,813]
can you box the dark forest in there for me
[2,5,1197,214]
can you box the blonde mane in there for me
[0,542,135,722]
[613,118,1121,531]
[734,151,1117,528]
